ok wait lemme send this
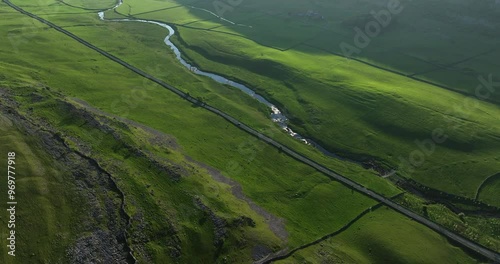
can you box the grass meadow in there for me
[0,113,88,262]
[102,0,500,203]
[0,2,378,262]
[0,0,498,262]
[275,207,480,264]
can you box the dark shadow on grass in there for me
[128,0,500,103]
[409,48,497,77]
[475,172,500,201]
[132,5,183,16]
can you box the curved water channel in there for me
[98,0,352,162]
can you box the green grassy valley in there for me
[108,0,500,201]
[0,0,499,263]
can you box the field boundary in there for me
[475,172,500,201]
[79,1,500,105]
[409,48,497,77]
[302,43,500,105]
[258,193,404,264]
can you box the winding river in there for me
[98,0,349,160]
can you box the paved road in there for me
[3,1,500,262]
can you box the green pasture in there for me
[0,113,86,263]
[96,0,500,201]
[276,207,481,264]
[5,0,403,197]
[171,24,500,199]
[396,194,500,252]
[0,0,497,262]
[0,3,385,261]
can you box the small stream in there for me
[98,0,352,161]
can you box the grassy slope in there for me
[65,0,116,8]
[10,85,284,263]
[12,0,402,198]
[0,113,86,263]
[276,207,480,264]
[397,194,500,252]
[0,2,381,261]
[182,0,500,100]
[477,173,500,207]
[171,23,500,200]
[0,0,493,262]
[108,0,500,201]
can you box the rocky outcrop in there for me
[194,197,227,248]
[0,88,135,263]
